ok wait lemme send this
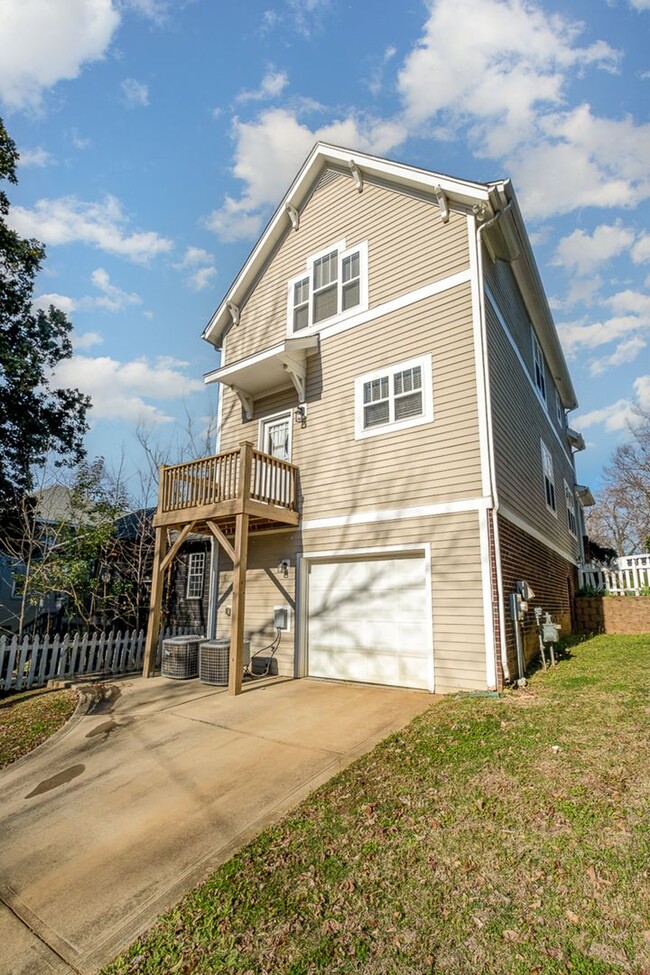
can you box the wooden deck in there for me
[154,442,300,531]
[143,441,300,694]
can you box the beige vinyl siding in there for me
[485,297,579,559]
[219,284,482,518]
[224,169,470,363]
[214,511,488,691]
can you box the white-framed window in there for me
[531,329,546,402]
[540,441,557,515]
[564,480,577,537]
[555,388,564,429]
[287,239,367,334]
[355,355,433,439]
[186,551,205,600]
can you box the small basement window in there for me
[186,551,206,600]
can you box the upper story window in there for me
[555,388,564,429]
[540,440,556,515]
[186,551,206,600]
[288,240,367,335]
[564,480,577,537]
[531,329,546,402]
[355,355,433,440]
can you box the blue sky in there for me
[1,0,648,500]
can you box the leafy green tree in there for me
[28,460,128,630]
[0,117,90,512]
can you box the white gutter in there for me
[476,202,512,685]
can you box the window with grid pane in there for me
[363,376,389,428]
[541,442,556,514]
[356,356,432,438]
[186,552,205,599]
[313,250,339,323]
[293,277,309,331]
[288,241,366,333]
[564,481,577,536]
[532,330,546,401]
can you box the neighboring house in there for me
[144,143,591,694]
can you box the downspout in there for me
[475,201,513,685]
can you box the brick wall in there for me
[575,595,650,634]
[497,514,578,681]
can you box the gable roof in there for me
[203,143,577,410]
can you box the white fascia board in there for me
[202,142,495,350]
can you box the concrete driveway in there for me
[0,675,431,974]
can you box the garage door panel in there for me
[307,555,431,690]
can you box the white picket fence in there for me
[579,553,650,595]
[0,626,195,693]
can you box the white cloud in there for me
[573,398,636,432]
[9,195,173,263]
[628,0,650,9]
[589,336,647,376]
[397,0,618,157]
[121,0,169,23]
[0,0,120,111]
[604,289,650,317]
[632,234,650,264]
[553,223,635,275]
[174,246,217,290]
[237,70,288,103]
[558,315,644,355]
[32,292,77,315]
[574,375,650,432]
[121,77,149,108]
[175,246,213,268]
[90,267,142,310]
[188,266,217,292]
[53,353,203,425]
[19,146,55,167]
[73,331,103,349]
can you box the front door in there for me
[257,413,292,504]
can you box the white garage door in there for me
[307,554,431,690]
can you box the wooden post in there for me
[228,441,254,695]
[142,526,168,677]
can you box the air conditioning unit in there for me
[199,638,250,686]
[161,635,202,680]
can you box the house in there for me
[143,143,591,694]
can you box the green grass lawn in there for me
[0,686,78,770]
[103,635,650,975]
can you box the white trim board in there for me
[302,495,491,531]
[314,268,471,344]
[478,507,497,690]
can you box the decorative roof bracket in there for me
[231,386,254,420]
[286,203,300,231]
[227,302,240,326]
[434,185,449,223]
[282,353,307,403]
[349,159,363,193]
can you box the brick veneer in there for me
[497,514,578,682]
[575,595,650,634]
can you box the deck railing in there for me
[159,444,298,516]
[579,554,650,595]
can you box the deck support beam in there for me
[142,525,169,677]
